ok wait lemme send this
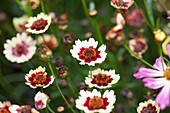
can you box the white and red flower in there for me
[13,15,29,32]
[85,68,120,89]
[34,91,50,110]
[110,0,134,10]
[25,66,55,89]
[3,32,36,63]
[9,105,39,113]
[137,99,160,113]
[76,89,116,113]
[70,38,107,66]
[25,12,51,34]
[134,56,170,110]
[0,101,12,113]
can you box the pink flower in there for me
[167,10,170,19]
[134,56,170,110]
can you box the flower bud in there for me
[57,18,68,30]
[63,33,74,44]
[88,2,97,17]
[38,44,53,62]
[57,106,64,112]
[153,29,166,43]
[56,65,68,79]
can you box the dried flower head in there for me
[25,66,55,88]
[38,44,53,62]
[129,38,148,58]
[13,15,29,32]
[3,32,36,63]
[63,33,74,44]
[56,65,69,79]
[110,0,134,10]
[25,12,51,34]
[153,29,166,43]
[37,34,58,49]
[137,100,160,113]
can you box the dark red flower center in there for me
[19,23,27,31]
[30,1,35,6]
[33,72,47,84]
[0,109,9,113]
[30,18,48,31]
[84,96,109,110]
[114,0,129,7]
[78,46,101,63]
[141,104,157,113]
[133,40,146,53]
[20,105,32,113]
[91,73,113,86]
[12,41,29,57]
[164,67,170,80]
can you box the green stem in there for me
[90,66,92,78]
[40,88,49,113]
[41,0,45,13]
[123,43,156,69]
[16,0,32,16]
[65,78,77,97]
[158,44,164,71]
[47,62,76,113]
[47,105,55,113]
[27,0,33,16]
[161,0,169,16]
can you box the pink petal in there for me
[35,100,45,110]
[167,44,170,59]
[155,83,170,110]
[133,67,163,79]
[142,78,165,89]
[153,57,167,71]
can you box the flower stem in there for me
[40,88,49,113]
[41,0,45,13]
[47,105,55,113]
[47,62,76,113]
[161,0,169,16]
[27,0,33,16]
[123,43,156,69]
[16,0,32,16]
[90,66,92,78]
[65,78,77,97]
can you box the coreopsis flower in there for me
[13,15,29,32]
[70,38,107,66]
[63,33,74,45]
[25,12,51,34]
[37,34,58,49]
[25,66,55,88]
[162,36,170,58]
[137,99,160,113]
[129,38,148,58]
[34,91,50,110]
[110,0,134,10]
[153,29,166,43]
[21,0,40,10]
[134,56,170,110]
[127,8,145,27]
[76,89,116,113]
[3,32,36,63]
[9,105,39,113]
[56,65,69,79]
[85,68,120,89]
[0,101,12,113]
[129,29,144,39]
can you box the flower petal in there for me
[133,67,163,79]
[167,44,170,59]
[142,78,166,89]
[153,57,167,71]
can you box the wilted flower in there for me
[25,12,51,34]
[38,44,53,62]
[13,15,29,32]
[63,33,74,44]
[56,65,68,79]
[57,18,68,30]
[37,34,58,49]
[129,29,144,39]
[153,29,166,43]
[110,0,134,10]
[76,89,116,113]
[162,36,170,58]
[137,99,160,113]
[128,38,148,58]
[70,38,107,66]
[127,8,145,27]
[3,32,36,63]
[134,56,170,110]
[85,68,120,89]
[0,101,11,113]
[34,91,50,110]
[9,105,39,113]
[21,0,40,10]
[25,66,55,88]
